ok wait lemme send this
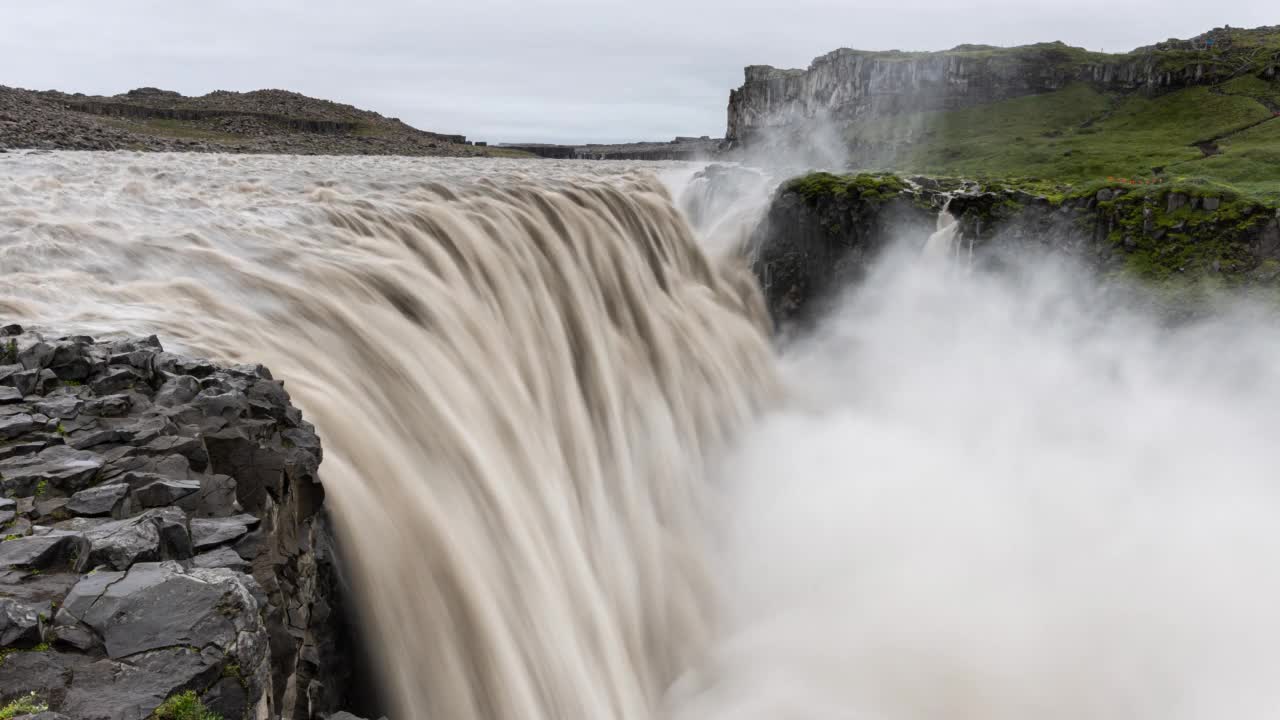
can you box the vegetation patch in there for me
[0,692,47,720]
[782,172,908,203]
[151,691,222,720]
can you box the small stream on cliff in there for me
[5,152,1280,720]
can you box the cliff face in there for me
[727,26,1280,145]
[0,328,369,720]
[748,173,1280,326]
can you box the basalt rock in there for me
[726,26,1280,149]
[749,172,1280,325]
[0,328,363,720]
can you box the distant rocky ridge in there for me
[726,25,1280,147]
[0,326,371,719]
[0,85,495,157]
[497,136,722,161]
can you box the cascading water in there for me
[6,151,1280,720]
[0,152,779,720]
[921,195,961,261]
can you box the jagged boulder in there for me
[0,327,359,719]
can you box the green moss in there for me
[783,172,908,203]
[150,691,222,720]
[0,692,47,720]
[0,339,16,365]
[34,479,48,497]
[0,644,50,668]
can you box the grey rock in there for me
[191,546,252,572]
[0,445,104,496]
[0,440,52,462]
[190,514,258,550]
[0,532,88,571]
[90,367,143,396]
[1203,196,1221,211]
[18,342,54,371]
[61,561,261,659]
[0,412,35,440]
[33,497,69,522]
[51,607,99,651]
[82,507,192,570]
[66,483,130,518]
[57,647,224,720]
[0,497,14,525]
[132,478,201,508]
[0,650,90,711]
[0,597,46,646]
[82,394,131,417]
[0,385,21,404]
[152,375,200,407]
[33,395,83,419]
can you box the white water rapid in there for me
[6,151,1280,720]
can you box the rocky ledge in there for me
[0,326,367,719]
[748,172,1280,325]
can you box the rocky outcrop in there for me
[497,136,722,161]
[0,85,489,157]
[726,26,1280,146]
[748,172,1280,324]
[0,327,364,719]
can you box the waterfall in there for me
[0,152,779,720]
[8,151,1280,720]
[921,195,961,260]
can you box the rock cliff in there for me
[0,327,367,719]
[726,26,1280,146]
[748,172,1280,325]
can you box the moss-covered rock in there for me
[751,171,1280,325]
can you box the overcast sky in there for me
[2,0,1274,143]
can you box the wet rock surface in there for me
[0,326,359,719]
[748,174,1280,325]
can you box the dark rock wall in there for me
[0,328,359,719]
[749,176,1280,325]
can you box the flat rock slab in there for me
[0,445,105,496]
[191,546,251,572]
[132,478,201,508]
[0,533,88,572]
[82,507,192,570]
[66,483,130,517]
[60,561,256,659]
[190,514,259,551]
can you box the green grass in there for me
[0,692,47,720]
[151,691,222,720]
[849,78,1280,203]
[103,118,246,145]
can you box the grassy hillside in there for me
[846,28,1280,201]
[853,80,1280,201]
